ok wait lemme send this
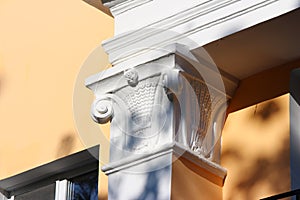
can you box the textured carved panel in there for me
[127,87,155,125]
[181,72,225,156]
[114,76,161,151]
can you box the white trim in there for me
[103,0,300,66]
[102,143,174,175]
[86,43,238,98]
[102,142,227,182]
[173,142,227,181]
[67,182,74,200]
[106,0,153,16]
[0,193,13,200]
[104,0,239,52]
[55,180,68,200]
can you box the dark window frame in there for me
[0,145,99,199]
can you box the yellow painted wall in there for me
[172,156,223,200]
[0,0,113,193]
[222,94,290,200]
[0,1,296,200]
[221,60,300,199]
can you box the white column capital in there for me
[86,44,228,163]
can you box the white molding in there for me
[55,180,68,200]
[86,44,181,88]
[104,0,239,53]
[104,0,153,16]
[0,193,13,200]
[103,0,127,7]
[86,43,237,98]
[103,0,300,67]
[102,143,174,175]
[102,142,227,182]
[173,142,227,183]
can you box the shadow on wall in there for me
[252,101,280,122]
[222,98,290,200]
[99,194,107,200]
[0,74,3,96]
[225,136,289,200]
[56,133,75,158]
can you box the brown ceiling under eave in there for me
[204,8,300,81]
[82,0,112,17]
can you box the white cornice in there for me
[104,0,153,16]
[104,0,239,54]
[103,0,300,66]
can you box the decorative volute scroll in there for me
[91,97,114,124]
[86,44,228,163]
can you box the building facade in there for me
[1,0,300,199]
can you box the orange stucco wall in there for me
[0,0,113,198]
[221,60,300,199]
[0,1,297,200]
[172,156,223,200]
[222,94,290,200]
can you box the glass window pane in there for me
[70,171,98,200]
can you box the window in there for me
[0,146,99,200]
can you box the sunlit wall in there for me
[0,0,113,185]
[0,1,295,200]
[222,94,290,200]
